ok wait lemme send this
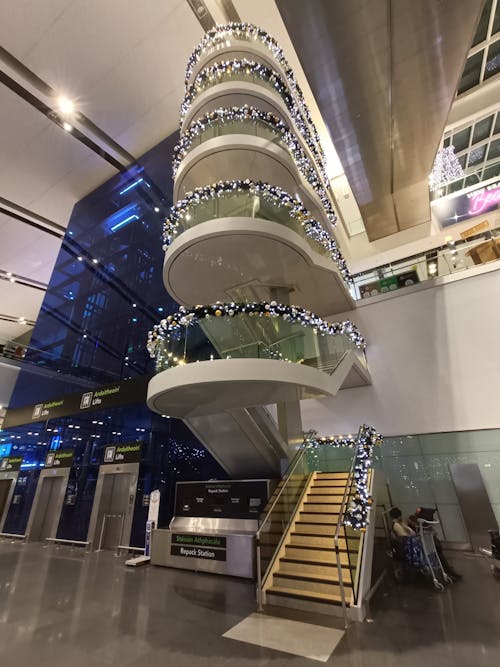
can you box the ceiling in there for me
[276,0,486,241]
[0,0,490,349]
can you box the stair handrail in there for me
[255,436,310,611]
[333,425,363,628]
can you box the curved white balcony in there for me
[163,219,353,315]
[180,60,327,185]
[146,303,369,418]
[184,24,326,174]
[174,107,337,228]
[174,136,330,229]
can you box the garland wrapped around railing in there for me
[147,301,366,361]
[180,58,328,185]
[184,22,328,179]
[305,425,382,530]
[172,106,336,225]
[163,180,350,282]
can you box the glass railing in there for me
[180,59,327,183]
[255,425,380,623]
[256,442,310,582]
[180,117,284,155]
[148,305,366,375]
[165,188,330,260]
[351,226,500,300]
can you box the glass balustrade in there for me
[167,190,331,260]
[185,65,286,117]
[150,311,365,375]
[352,225,500,300]
[184,117,283,151]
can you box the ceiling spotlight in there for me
[154,206,160,213]
[9,277,15,283]
[63,122,73,132]
[57,96,75,115]
[92,258,98,264]
[18,317,25,322]
[77,256,83,261]
[6,272,12,277]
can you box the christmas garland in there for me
[163,180,350,281]
[147,301,366,362]
[184,22,327,175]
[173,105,336,225]
[305,425,382,530]
[180,58,328,185]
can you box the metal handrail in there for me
[333,425,363,628]
[256,439,309,611]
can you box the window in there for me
[457,52,483,94]
[472,0,493,46]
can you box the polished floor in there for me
[0,540,498,666]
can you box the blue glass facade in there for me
[1,133,226,543]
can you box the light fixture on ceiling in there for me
[57,96,75,116]
[77,256,83,261]
[154,206,160,213]
[92,258,98,264]
[428,262,437,275]
[9,277,15,283]
[63,122,73,132]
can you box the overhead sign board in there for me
[102,442,143,465]
[3,375,152,428]
[44,449,74,469]
[0,456,23,472]
[174,480,270,520]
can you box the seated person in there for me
[390,507,415,537]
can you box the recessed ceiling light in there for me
[77,256,83,261]
[63,122,73,132]
[9,277,15,283]
[154,206,160,213]
[57,96,75,115]
[92,258,98,264]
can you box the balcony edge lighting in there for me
[173,105,336,225]
[163,180,350,281]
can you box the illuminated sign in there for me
[432,179,500,228]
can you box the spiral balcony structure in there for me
[146,25,371,476]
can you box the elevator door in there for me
[97,473,132,550]
[30,476,65,542]
[0,479,12,524]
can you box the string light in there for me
[147,301,366,368]
[180,57,329,186]
[173,105,337,225]
[183,23,328,180]
[305,425,383,531]
[429,146,463,191]
[163,180,350,281]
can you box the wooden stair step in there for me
[284,546,350,566]
[273,573,348,597]
[314,472,350,479]
[303,503,342,512]
[290,534,355,550]
[294,522,350,536]
[279,559,352,582]
[267,585,343,606]
[299,513,340,523]
[306,494,344,503]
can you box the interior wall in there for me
[300,267,500,437]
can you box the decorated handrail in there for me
[147,301,366,368]
[163,180,350,281]
[179,57,328,185]
[183,22,328,176]
[173,105,336,225]
[305,425,382,530]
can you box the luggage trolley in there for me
[416,517,453,591]
[383,506,453,591]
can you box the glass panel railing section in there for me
[352,225,500,300]
[256,450,310,584]
[185,118,283,153]
[165,188,332,261]
[147,305,366,376]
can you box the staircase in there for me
[262,472,361,616]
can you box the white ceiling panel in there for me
[0,214,61,282]
[0,280,45,320]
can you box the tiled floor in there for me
[0,540,498,666]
